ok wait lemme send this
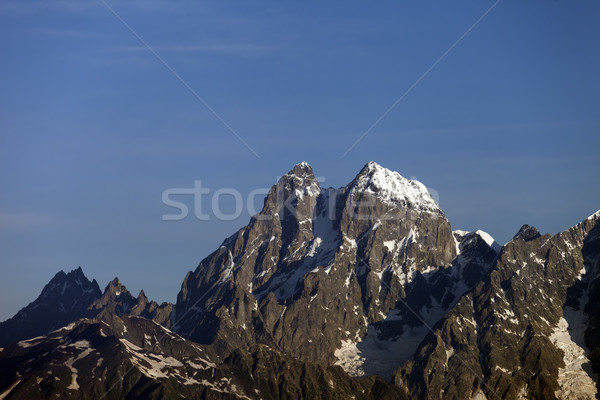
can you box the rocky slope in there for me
[0,314,404,399]
[394,212,600,400]
[173,162,499,380]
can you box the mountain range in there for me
[0,161,598,399]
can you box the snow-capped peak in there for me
[453,230,471,238]
[453,229,502,254]
[295,161,311,169]
[349,162,439,212]
[474,230,502,253]
[587,209,600,221]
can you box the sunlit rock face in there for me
[395,212,600,400]
[173,161,494,376]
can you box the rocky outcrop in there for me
[0,267,101,347]
[89,278,172,327]
[394,212,600,400]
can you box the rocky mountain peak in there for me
[280,161,318,187]
[259,161,322,224]
[279,161,320,195]
[513,224,541,242]
[85,277,171,327]
[0,267,102,346]
[53,266,85,281]
[71,265,85,276]
[290,160,313,175]
[88,277,137,319]
[40,267,101,300]
[104,277,128,297]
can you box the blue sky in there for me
[0,1,599,320]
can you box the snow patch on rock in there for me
[0,380,20,400]
[550,308,597,400]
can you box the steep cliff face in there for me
[394,212,600,400]
[172,162,495,379]
[332,228,499,380]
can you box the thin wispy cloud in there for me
[114,42,273,56]
[0,0,99,15]
[28,27,104,39]
[0,212,59,231]
[0,0,177,15]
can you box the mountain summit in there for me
[350,161,439,212]
[0,269,172,348]
[0,162,598,399]
[0,267,101,346]
[173,162,476,377]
